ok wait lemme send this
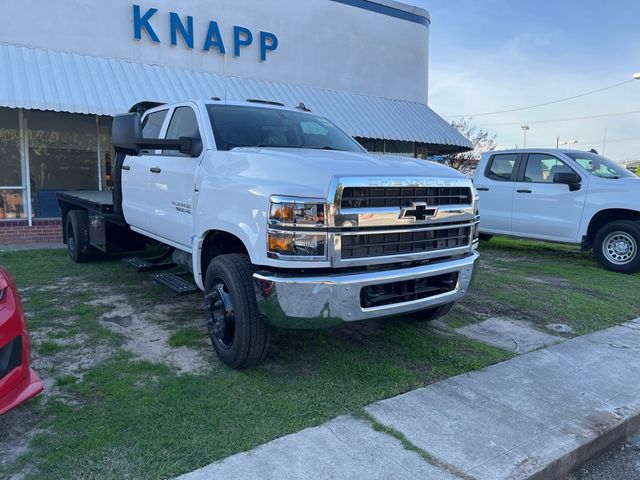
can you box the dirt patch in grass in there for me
[92,294,209,375]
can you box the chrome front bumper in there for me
[253,252,479,329]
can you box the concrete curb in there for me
[179,319,640,480]
[531,410,640,480]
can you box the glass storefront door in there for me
[0,108,25,220]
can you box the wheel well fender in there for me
[193,230,250,289]
[587,209,640,245]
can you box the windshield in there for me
[566,152,635,179]
[207,105,365,152]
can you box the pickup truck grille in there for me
[341,186,472,209]
[341,225,471,259]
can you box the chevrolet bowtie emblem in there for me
[399,201,438,221]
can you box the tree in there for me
[442,118,497,174]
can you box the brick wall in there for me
[0,219,63,246]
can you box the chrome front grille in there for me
[341,224,472,259]
[340,186,472,209]
[331,177,478,267]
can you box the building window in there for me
[28,111,99,218]
[0,108,25,219]
[384,140,415,157]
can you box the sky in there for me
[413,0,640,162]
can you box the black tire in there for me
[204,254,270,368]
[412,302,455,322]
[593,220,640,273]
[66,210,92,263]
[479,233,493,242]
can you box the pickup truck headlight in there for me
[267,196,328,260]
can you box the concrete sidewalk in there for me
[179,319,640,480]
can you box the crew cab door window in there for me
[523,154,573,183]
[164,107,201,156]
[140,110,168,155]
[141,110,168,139]
[486,153,519,181]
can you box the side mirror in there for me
[112,113,203,158]
[113,113,142,156]
[553,171,582,191]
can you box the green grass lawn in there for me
[1,238,638,479]
[0,248,510,480]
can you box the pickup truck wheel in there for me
[594,220,640,273]
[204,254,270,368]
[412,302,455,322]
[66,210,92,263]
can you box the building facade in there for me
[0,0,471,245]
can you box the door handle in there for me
[516,189,532,193]
[121,165,131,171]
[150,167,162,173]
[476,187,489,191]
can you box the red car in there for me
[0,267,43,416]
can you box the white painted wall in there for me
[0,0,429,103]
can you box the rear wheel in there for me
[204,254,270,368]
[411,302,455,322]
[66,210,92,263]
[593,220,640,273]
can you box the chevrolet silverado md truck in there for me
[58,100,480,368]
[475,149,640,273]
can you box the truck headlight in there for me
[268,196,326,227]
[267,196,328,260]
[267,231,327,259]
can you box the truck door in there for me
[147,105,203,249]
[121,108,169,233]
[474,153,521,233]
[511,153,586,241]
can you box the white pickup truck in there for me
[474,148,640,273]
[58,99,480,368]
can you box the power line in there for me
[481,110,640,126]
[443,79,635,118]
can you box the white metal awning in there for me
[0,43,471,149]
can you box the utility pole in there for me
[556,136,560,148]
[521,125,530,149]
[602,128,607,155]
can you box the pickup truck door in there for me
[474,153,521,233]
[146,105,203,249]
[511,153,586,241]
[121,108,169,232]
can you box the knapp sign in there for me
[133,4,279,62]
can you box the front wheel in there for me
[411,302,455,322]
[204,254,270,368]
[593,220,640,273]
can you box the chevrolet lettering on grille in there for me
[399,202,438,222]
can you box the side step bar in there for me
[123,248,176,272]
[150,272,199,296]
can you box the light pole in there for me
[521,125,530,149]
[560,140,578,149]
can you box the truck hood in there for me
[227,147,468,198]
